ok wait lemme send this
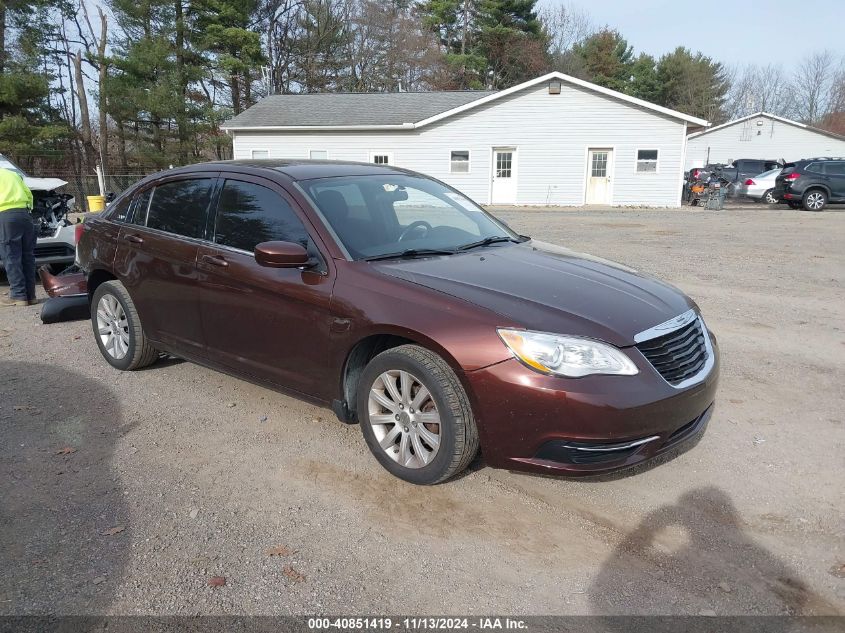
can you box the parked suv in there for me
[774,157,845,211]
[77,160,718,484]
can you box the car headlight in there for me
[497,329,638,378]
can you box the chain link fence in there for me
[40,173,148,210]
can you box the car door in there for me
[823,161,845,199]
[113,175,217,357]
[196,174,335,398]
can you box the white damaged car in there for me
[0,153,78,272]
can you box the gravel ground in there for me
[1,206,843,616]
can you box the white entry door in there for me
[491,148,517,204]
[586,148,613,205]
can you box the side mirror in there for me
[254,241,311,268]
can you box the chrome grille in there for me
[636,317,709,385]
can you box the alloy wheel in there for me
[96,294,130,359]
[806,192,825,210]
[368,370,441,468]
[764,191,777,204]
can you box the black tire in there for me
[356,344,479,485]
[90,280,159,371]
[802,189,827,211]
[763,189,778,205]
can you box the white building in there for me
[685,112,845,170]
[223,72,707,207]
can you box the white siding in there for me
[686,115,845,169]
[232,82,687,207]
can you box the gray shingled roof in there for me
[222,91,496,129]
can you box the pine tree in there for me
[0,1,70,166]
[656,47,729,121]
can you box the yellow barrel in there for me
[86,195,106,212]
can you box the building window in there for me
[636,149,658,173]
[252,150,269,159]
[450,150,470,173]
[496,151,513,178]
[309,150,328,159]
[590,151,608,177]
[369,151,393,165]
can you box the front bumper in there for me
[465,334,719,476]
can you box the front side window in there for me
[636,149,659,173]
[146,179,213,238]
[450,150,470,173]
[214,180,309,252]
[301,174,517,260]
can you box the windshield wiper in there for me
[456,235,520,251]
[363,248,457,262]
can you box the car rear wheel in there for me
[357,345,479,485]
[91,280,159,371]
[763,189,777,205]
[802,190,827,211]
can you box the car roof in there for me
[161,159,417,182]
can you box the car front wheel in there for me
[91,280,159,370]
[357,345,479,485]
[803,190,827,211]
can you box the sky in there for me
[553,0,844,70]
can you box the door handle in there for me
[201,254,229,267]
[124,234,144,244]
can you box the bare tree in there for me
[724,63,794,119]
[538,2,593,72]
[792,50,839,124]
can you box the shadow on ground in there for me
[0,361,131,614]
[589,486,842,616]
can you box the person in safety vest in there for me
[0,168,36,306]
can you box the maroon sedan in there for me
[77,161,718,484]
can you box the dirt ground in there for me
[1,206,843,616]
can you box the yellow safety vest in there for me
[0,168,34,212]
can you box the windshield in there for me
[756,168,781,178]
[299,174,519,260]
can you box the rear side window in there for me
[108,196,132,222]
[805,162,824,173]
[129,188,152,226]
[146,179,213,238]
[742,161,764,173]
[824,162,845,175]
[214,180,309,252]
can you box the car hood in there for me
[25,176,68,192]
[372,240,695,347]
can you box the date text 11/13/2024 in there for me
[307,617,528,630]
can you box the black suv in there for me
[774,157,845,211]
